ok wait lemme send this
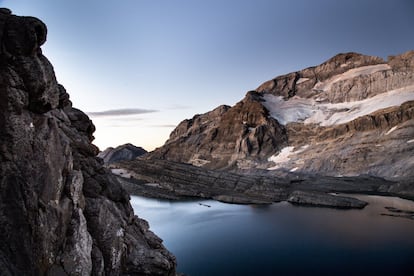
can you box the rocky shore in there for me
[109,158,413,209]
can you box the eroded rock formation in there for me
[0,9,176,275]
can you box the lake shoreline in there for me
[117,171,414,215]
[111,158,414,210]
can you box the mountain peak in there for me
[147,51,414,178]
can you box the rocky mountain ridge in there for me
[0,9,176,275]
[109,50,414,207]
[147,51,414,179]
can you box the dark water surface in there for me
[130,195,414,276]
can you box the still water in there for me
[130,195,414,276]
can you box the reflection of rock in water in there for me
[382,206,414,220]
[341,194,414,220]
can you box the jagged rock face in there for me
[149,93,288,169]
[0,9,176,275]
[256,52,385,99]
[98,143,147,164]
[148,50,414,179]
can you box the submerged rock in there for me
[0,10,176,275]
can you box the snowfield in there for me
[261,63,414,127]
[268,145,309,170]
[262,85,414,127]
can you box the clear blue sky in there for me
[2,0,413,150]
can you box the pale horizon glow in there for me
[2,0,413,151]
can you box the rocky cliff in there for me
[0,9,176,275]
[148,51,414,179]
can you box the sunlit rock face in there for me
[148,50,414,179]
[0,9,176,275]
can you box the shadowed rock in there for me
[0,10,176,275]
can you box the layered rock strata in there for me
[109,158,407,208]
[0,9,176,275]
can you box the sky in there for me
[1,0,414,151]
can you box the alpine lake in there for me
[131,194,414,276]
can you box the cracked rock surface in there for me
[0,9,176,275]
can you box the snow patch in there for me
[267,145,309,170]
[262,95,315,125]
[407,139,414,144]
[263,85,414,126]
[268,146,294,164]
[385,126,398,135]
[296,78,310,84]
[290,167,299,172]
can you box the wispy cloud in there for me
[87,108,158,117]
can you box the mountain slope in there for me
[148,51,414,179]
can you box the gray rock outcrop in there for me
[0,9,176,275]
[98,143,147,164]
[110,158,399,207]
[287,191,368,209]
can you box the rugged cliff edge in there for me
[0,9,176,275]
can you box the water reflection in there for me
[130,195,414,276]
